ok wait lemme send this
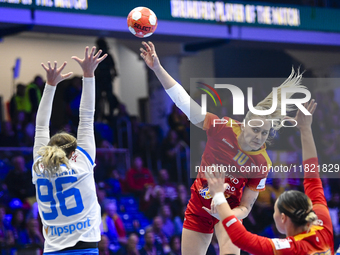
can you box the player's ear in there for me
[281,213,287,223]
[68,151,75,159]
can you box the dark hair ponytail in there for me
[277,190,318,226]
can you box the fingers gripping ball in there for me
[127,7,158,38]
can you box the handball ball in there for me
[127,7,158,38]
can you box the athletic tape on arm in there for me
[165,83,205,124]
[213,192,227,206]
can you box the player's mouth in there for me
[252,141,261,146]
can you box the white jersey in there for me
[32,146,101,253]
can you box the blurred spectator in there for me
[142,186,168,219]
[168,104,189,143]
[95,37,119,121]
[32,75,45,94]
[105,169,122,197]
[139,229,164,255]
[160,204,175,238]
[0,182,11,205]
[64,76,82,127]
[328,193,340,237]
[172,206,184,236]
[9,84,27,123]
[12,111,27,146]
[0,121,17,147]
[161,130,187,182]
[0,204,14,252]
[168,235,181,255]
[101,200,127,249]
[4,156,35,201]
[116,233,140,255]
[257,178,284,209]
[116,103,130,120]
[26,75,43,118]
[95,140,116,182]
[138,125,162,172]
[23,117,35,147]
[95,123,114,146]
[151,216,170,254]
[11,209,26,248]
[322,178,332,202]
[254,178,284,230]
[285,178,303,192]
[171,184,189,219]
[158,169,177,201]
[126,156,155,196]
[130,116,142,155]
[96,183,107,208]
[21,218,44,249]
[259,223,283,239]
[99,234,114,255]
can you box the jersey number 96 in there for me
[37,176,84,220]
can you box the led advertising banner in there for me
[0,0,340,33]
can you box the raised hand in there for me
[41,61,73,87]
[204,166,226,197]
[140,41,161,71]
[72,46,107,77]
[202,199,221,220]
[286,99,317,130]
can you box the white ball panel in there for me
[143,33,153,38]
[132,11,142,21]
[149,15,157,25]
[134,7,143,12]
[129,26,136,35]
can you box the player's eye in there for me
[253,128,258,133]
[262,131,268,135]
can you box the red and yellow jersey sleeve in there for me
[222,215,275,255]
[245,150,272,192]
[203,112,231,136]
[222,215,333,255]
[219,157,334,255]
[303,157,334,251]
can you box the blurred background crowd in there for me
[1,65,340,255]
[1,0,340,254]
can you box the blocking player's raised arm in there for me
[72,46,107,162]
[140,41,206,129]
[34,61,73,160]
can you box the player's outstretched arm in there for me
[72,46,107,162]
[33,61,73,160]
[290,99,317,160]
[140,41,175,90]
[205,169,275,255]
[140,41,205,128]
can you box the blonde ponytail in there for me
[33,132,77,176]
[33,146,71,176]
[246,68,307,131]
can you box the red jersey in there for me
[222,157,334,255]
[193,113,271,209]
[126,167,155,192]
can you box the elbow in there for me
[243,208,251,219]
[239,205,251,219]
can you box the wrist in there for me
[299,126,312,132]
[83,72,94,78]
[213,192,227,206]
[153,65,163,74]
[46,82,57,87]
[45,83,57,89]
